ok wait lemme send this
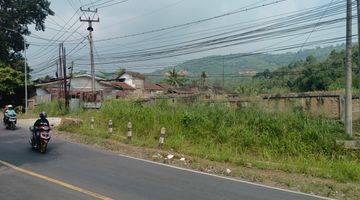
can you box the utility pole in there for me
[357,0,360,91]
[55,60,59,79]
[68,61,74,94]
[68,61,74,103]
[80,7,99,101]
[59,43,63,100]
[345,0,353,138]
[62,46,69,109]
[23,39,28,113]
[58,44,63,79]
[222,56,225,89]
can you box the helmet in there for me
[7,105,13,109]
[39,112,47,119]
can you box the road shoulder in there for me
[53,130,359,200]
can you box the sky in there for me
[26,0,350,78]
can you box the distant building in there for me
[34,74,133,105]
[156,83,172,91]
[33,71,179,105]
[144,83,166,97]
[117,71,145,90]
[111,82,136,98]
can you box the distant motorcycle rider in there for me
[3,105,16,124]
[32,112,50,147]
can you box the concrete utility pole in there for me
[59,43,63,97]
[222,56,225,89]
[58,44,63,79]
[357,0,360,91]
[62,46,69,109]
[23,39,28,113]
[68,61,74,93]
[80,7,99,100]
[345,0,353,138]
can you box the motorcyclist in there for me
[2,105,8,124]
[32,112,50,147]
[3,105,16,124]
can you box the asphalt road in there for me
[0,123,328,200]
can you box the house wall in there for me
[36,88,50,96]
[70,77,108,91]
[119,74,144,90]
[133,78,144,90]
[35,88,51,104]
[35,76,115,104]
[120,74,135,88]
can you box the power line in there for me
[97,0,130,9]
[29,9,84,57]
[32,0,351,78]
[93,0,287,43]
[291,0,336,64]
[74,13,349,64]
[86,0,347,59]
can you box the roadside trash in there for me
[226,168,232,174]
[152,153,163,159]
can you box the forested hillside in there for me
[147,45,345,89]
[237,46,360,95]
[152,45,344,75]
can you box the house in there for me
[111,82,136,98]
[144,83,166,97]
[117,71,145,90]
[34,74,130,105]
[156,83,172,91]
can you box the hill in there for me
[239,44,360,94]
[148,45,345,85]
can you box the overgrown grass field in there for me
[40,100,359,183]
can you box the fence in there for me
[259,92,360,121]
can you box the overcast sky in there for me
[26,0,349,78]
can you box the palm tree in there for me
[164,68,188,88]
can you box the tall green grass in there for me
[33,101,68,116]
[59,99,360,182]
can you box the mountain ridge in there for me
[150,44,345,76]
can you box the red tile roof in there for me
[112,82,135,90]
[144,83,164,91]
[156,83,172,90]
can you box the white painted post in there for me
[108,120,113,133]
[90,117,94,129]
[127,122,132,140]
[159,127,166,148]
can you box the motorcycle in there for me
[5,115,16,130]
[29,125,52,153]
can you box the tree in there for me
[0,64,24,95]
[0,1,53,106]
[164,68,188,87]
[0,0,54,65]
[305,55,317,64]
